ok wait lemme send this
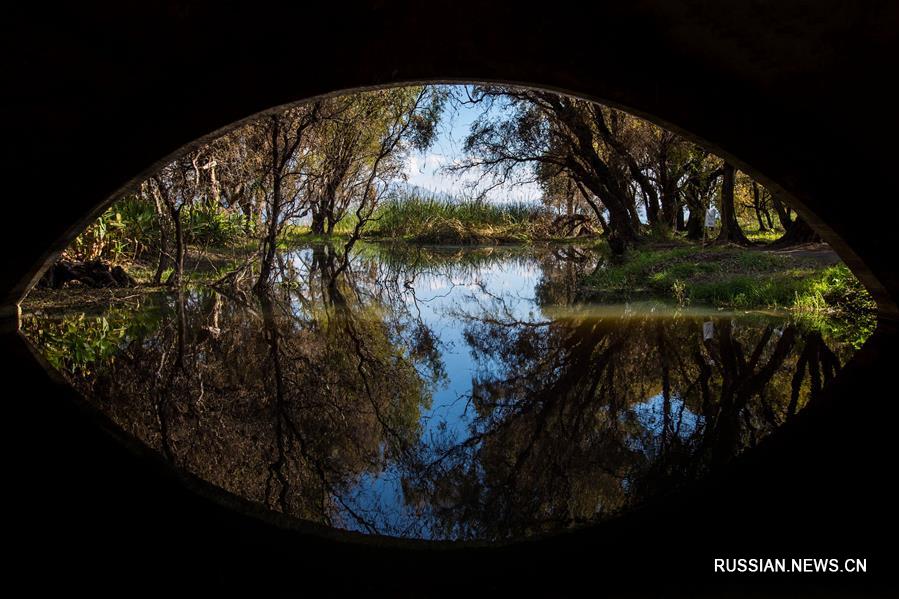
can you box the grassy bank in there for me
[286,197,568,244]
[580,244,876,338]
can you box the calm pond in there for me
[22,243,860,541]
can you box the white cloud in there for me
[404,150,542,204]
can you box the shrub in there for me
[68,197,158,262]
[183,205,245,247]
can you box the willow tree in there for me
[449,86,643,252]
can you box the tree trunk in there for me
[152,190,171,285]
[659,163,678,230]
[624,193,642,234]
[763,206,774,229]
[606,203,641,254]
[165,204,185,286]
[685,207,704,240]
[257,188,280,291]
[682,156,709,241]
[583,177,640,252]
[771,216,821,247]
[660,187,677,230]
[256,117,282,291]
[754,206,767,231]
[575,180,609,235]
[771,195,793,231]
[751,182,768,231]
[644,191,660,227]
[715,163,750,245]
[310,207,325,235]
[151,174,185,287]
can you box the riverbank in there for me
[578,241,876,345]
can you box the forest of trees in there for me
[452,86,817,250]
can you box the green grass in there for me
[585,246,788,297]
[742,224,786,244]
[368,196,557,244]
[790,263,878,348]
[582,244,876,322]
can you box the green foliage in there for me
[68,195,247,288]
[355,240,537,273]
[281,194,564,244]
[670,279,689,306]
[183,205,245,247]
[69,197,158,262]
[36,314,127,374]
[790,264,878,348]
[583,245,877,333]
[23,298,167,375]
[688,273,810,308]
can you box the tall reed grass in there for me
[366,194,550,243]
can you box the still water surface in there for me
[23,244,858,541]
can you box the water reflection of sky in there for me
[342,255,546,537]
[629,393,702,451]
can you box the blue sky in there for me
[403,96,544,203]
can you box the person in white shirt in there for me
[705,205,720,228]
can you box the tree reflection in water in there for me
[22,243,858,541]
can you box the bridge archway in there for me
[4,2,897,594]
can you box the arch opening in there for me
[17,83,880,543]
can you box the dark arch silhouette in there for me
[3,2,898,596]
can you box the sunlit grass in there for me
[742,223,785,244]
[582,244,877,342]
